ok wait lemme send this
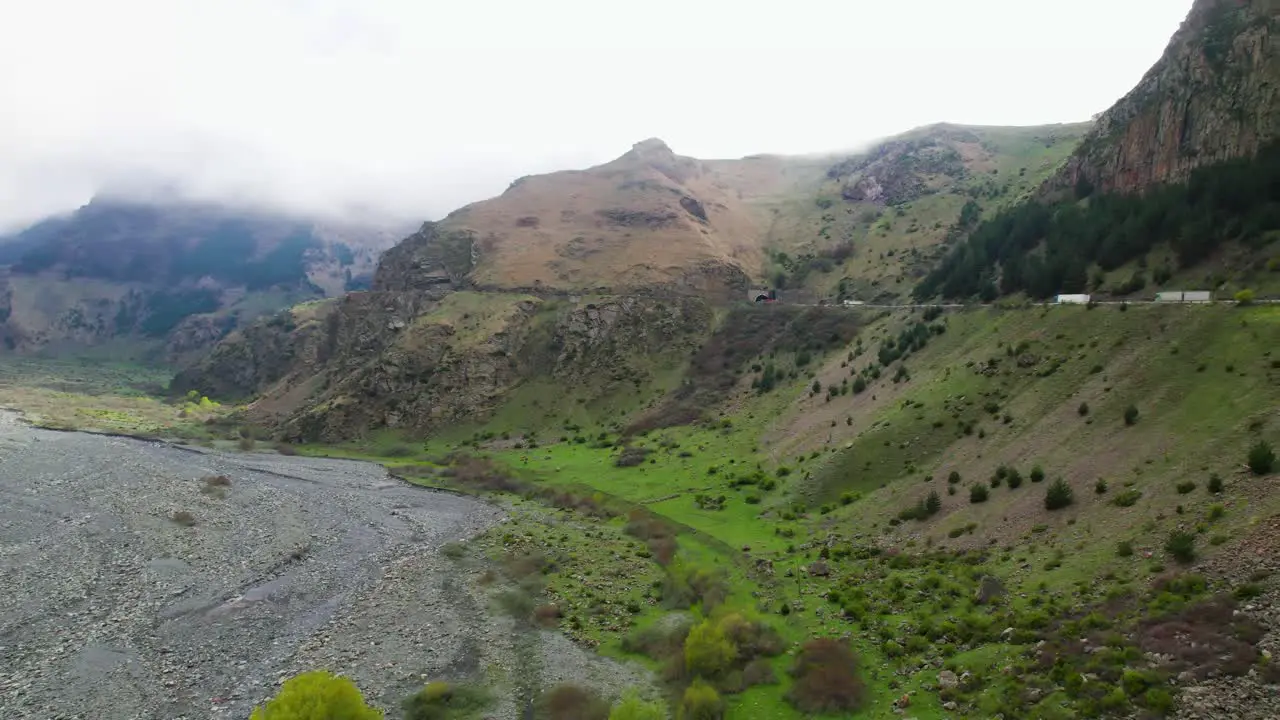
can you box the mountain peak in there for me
[631,137,673,154]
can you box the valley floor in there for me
[0,414,647,719]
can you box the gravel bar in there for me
[0,411,504,719]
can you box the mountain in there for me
[1049,0,1280,196]
[917,0,1280,301]
[387,138,828,299]
[74,5,1280,718]
[171,123,1088,440]
[0,197,408,360]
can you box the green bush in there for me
[1207,473,1224,493]
[1006,468,1024,489]
[1123,405,1139,426]
[925,491,942,515]
[1112,489,1142,507]
[1235,288,1256,305]
[948,470,961,484]
[251,671,382,720]
[609,690,666,720]
[1078,402,1090,416]
[1095,479,1108,494]
[969,484,989,503]
[1175,481,1197,495]
[1143,688,1174,714]
[678,681,723,720]
[1248,440,1275,475]
[1029,465,1045,483]
[1044,478,1074,511]
[684,620,736,678]
[1165,531,1197,564]
[1116,541,1133,557]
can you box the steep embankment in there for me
[0,197,404,361]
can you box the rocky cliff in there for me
[174,290,713,442]
[1050,0,1280,195]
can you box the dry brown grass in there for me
[451,146,769,294]
[536,684,610,720]
[200,475,232,498]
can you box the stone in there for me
[938,670,959,689]
[975,575,1006,604]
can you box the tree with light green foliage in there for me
[678,680,723,720]
[249,671,382,720]
[609,688,666,720]
[684,619,736,678]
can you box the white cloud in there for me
[0,0,1193,230]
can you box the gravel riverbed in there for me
[0,411,508,719]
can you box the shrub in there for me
[1112,489,1142,507]
[201,474,232,497]
[1144,688,1174,714]
[1044,478,1074,511]
[786,638,866,714]
[170,510,197,526]
[925,491,942,515]
[1078,402,1089,416]
[1166,531,1197,564]
[609,689,666,720]
[1095,479,1108,494]
[969,484,989,503]
[251,671,381,720]
[1248,440,1275,475]
[1207,503,1226,520]
[1207,473,1224,494]
[1007,468,1024,489]
[238,436,257,451]
[684,620,736,678]
[1117,541,1133,557]
[275,443,299,456]
[1029,465,1045,483]
[615,447,652,467]
[1175,481,1197,495]
[948,470,961,484]
[678,681,723,720]
[534,604,562,628]
[1235,288,1256,305]
[1123,405,1139,426]
[538,684,610,720]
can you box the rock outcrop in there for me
[1048,0,1280,195]
[175,289,713,442]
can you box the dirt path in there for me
[0,411,504,719]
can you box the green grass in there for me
[0,356,230,439]
[295,302,1276,719]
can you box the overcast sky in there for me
[0,0,1193,231]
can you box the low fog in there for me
[0,0,1192,232]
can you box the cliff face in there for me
[1052,0,1280,195]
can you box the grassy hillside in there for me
[293,301,1278,719]
[756,124,1090,303]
